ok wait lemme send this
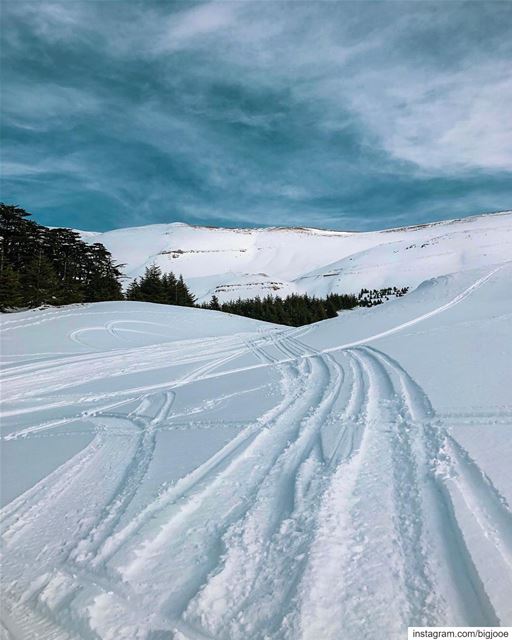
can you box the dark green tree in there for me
[126,278,142,301]
[162,272,178,305]
[176,275,196,307]
[137,265,167,303]
[22,256,62,307]
[0,264,22,310]
[209,295,221,310]
[0,203,124,311]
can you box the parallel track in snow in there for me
[1,267,511,638]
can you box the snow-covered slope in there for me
[80,211,512,302]
[1,261,512,638]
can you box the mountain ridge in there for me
[78,208,512,236]
[79,210,512,303]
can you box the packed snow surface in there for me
[1,228,512,638]
[79,210,512,302]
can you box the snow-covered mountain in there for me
[2,211,512,638]
[81,210,512,302]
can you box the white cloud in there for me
[3,0,511,230]
[145,3,512,174]
[12,2,509,176]
[346,60,512,173]
[156,2,240,52]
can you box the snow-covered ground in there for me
[1,221,512,638]
[80,210,512,303]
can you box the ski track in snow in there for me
[1,268,512,638]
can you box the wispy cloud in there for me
[156,2,240,52]
[1,1,511,231]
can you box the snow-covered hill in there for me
[81,210,512,302]
[1,259,512,638]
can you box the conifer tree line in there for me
[200,292,359,327]
[126,265,196,306]
[0,204,124,310]
[357,286,409,307]
[0,203,197,312]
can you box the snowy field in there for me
[1,259,512,638]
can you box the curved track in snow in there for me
[1,268,512,638]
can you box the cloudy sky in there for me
[1,1,511,231]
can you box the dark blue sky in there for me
[1,1,511,231]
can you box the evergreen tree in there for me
[130,265,167,303]
[1,203,124,310]
[0,264,22,310]
[176,275,196,306]
[209,295,221,310]
[162,272,178,305]
[22,256,62,307]
[82,243,124,302]
[126,278,142,301]
[125,268,195,307]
